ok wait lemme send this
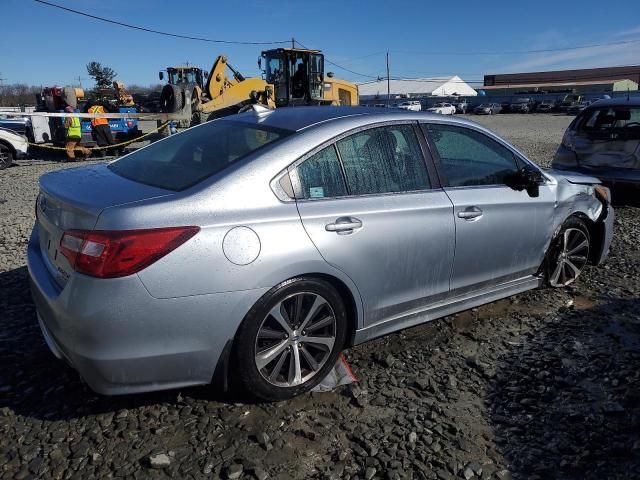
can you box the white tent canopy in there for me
[358,76,477,99]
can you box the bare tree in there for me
[86,62,117,88]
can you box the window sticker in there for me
[309,187,325,198]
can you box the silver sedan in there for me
[28,107,614,400]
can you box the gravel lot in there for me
[1,114,639,480]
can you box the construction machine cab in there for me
[160,67,206,90]
[261,48,325,107]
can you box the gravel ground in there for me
[1,114,639,480]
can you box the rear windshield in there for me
[578,107,640,140]
[108,120,290,191]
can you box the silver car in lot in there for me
[28,106,614,400]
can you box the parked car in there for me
[473,103,502,115]
[397,101,422,111]
[553,97,640,196]
[566,100,592,116]
[29,106,614,400]
[452,99,468,114]
[0,115,31,137]
[509,97,534,113]
[536,101,556,113]
[559,94,583,113]
[0,127,29,169]
[427,102,456,115]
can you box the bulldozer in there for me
[159,48,359,124]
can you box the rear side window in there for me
[336,124,430,195]
[578,107,640,139]
[426,124,519,187]
[108,121,289,191]
[292,146,347,199]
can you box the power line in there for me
[391,38,640,56]
[33,0,290,45]
[294,40,379,79]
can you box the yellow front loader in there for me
[159,48,358,124]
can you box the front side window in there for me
[292,146,347,199]
[426,124,519,187]
[109,121,289,191]
[336,124,430,195]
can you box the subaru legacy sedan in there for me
[28,107,614,401]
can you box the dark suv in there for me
[553,97,640,196]
[509,97,535,113]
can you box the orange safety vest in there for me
[88,105,109,127]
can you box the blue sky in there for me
[2,0,640,88]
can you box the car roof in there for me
[229,106,473,132]
[587,97,640,108]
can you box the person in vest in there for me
[63,106,90,161]
[88,103,115,155]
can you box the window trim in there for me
[419,120,548,190]
[270,120,440,202]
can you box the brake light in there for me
[60,226,199,278]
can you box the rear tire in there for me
[543,217,590,288]
[0,143,14,170]
[232,277,347,401]
[160,84,185,113]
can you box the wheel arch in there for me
[0,139,16,156]
[299,272,361,348]
[567,211,605,265]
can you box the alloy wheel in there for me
[254,292,336,388]
[549,228,589,287]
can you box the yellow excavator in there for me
[159,48,359,124]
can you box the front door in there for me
[291,123,455,326]
[423,122,556,294]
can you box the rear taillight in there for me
[60,226,199,278]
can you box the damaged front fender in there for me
[547,171,614,266]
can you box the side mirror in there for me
[203,71,209,79]
[506,168,542,197]
[258,57,262,70]
[159,71,164,81]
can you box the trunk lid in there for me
[36,163,174,287]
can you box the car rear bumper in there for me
[27,226,267,395]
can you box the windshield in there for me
[578,107,640,140]
[433,103,445,107]
[108,121,290,191]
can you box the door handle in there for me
[457,207,483,220]
[325,217,363,233]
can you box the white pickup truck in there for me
[427,102,456,115]
[396,101,422,111]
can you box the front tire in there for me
[232,278,347,401]
[544,217,590,287]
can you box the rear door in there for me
[422,122,556,294]
[291,122,455,327]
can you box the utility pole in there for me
[292,37,296,49]
[386,51,390,106]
